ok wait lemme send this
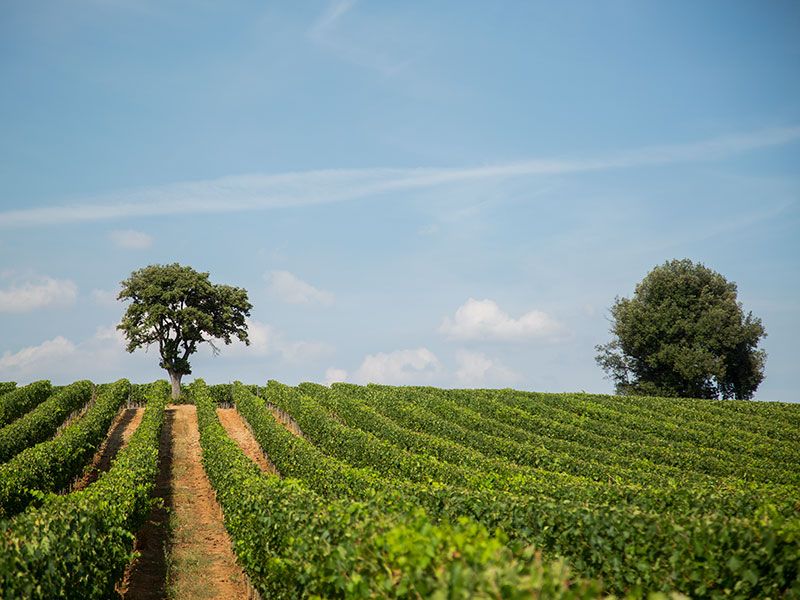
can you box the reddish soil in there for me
[121,405,249,600]
[217,407,280,476]
[73,408,143,491]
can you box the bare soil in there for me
[73,407,143,491]
[121,405,249,600]
[119,408,173,600]
[217,407,279,476]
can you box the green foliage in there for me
[366,383,798,486]
[265,382,799,598]
[0,381,169,600]
[0,382,16,396]
[194,380,608,599]
[0,381,52,428]
[595,259,766,399]
[296,382,799,513]
[128,383,151,405]
[117,263,251,397]
[176,382,260,405]
[0,379,130,518]
[207,383,233,404]
[235,381,390,501]
[4,376,795,598]
[0,381,92,463]
[485,387,799,483]
[208,382,259,404]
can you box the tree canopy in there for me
[595,259,766,400]
[117,263,252,398]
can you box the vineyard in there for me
[0,379,798,599]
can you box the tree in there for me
[117,263,252,399]
[595,259,766,400]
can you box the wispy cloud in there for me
[0,274,78,312]
[307,0,411,78]
[2,126,798,229]
[225,318,334,362]
[109,228,153,249]
[324,367,348,385]
[308,0,358,40]
[454,349,520,387]
[0,325,134,380]
[266,270,335,306]
[0,336,76,370]
[91,286,122,307]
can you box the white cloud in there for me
[0,336,77,370]
[324,367,348,385]
[226,318,333,362]
[109,229,153,249]
[91,324,127,347]
[0,275,78,312]
[91,287,121,307]
[0,317,331,383]
[454,349,519,387]
[0,316,326,383]
[240,318,272,355]
[0,325,149,381]
[354,347,442,385]
[440,298,561,341]
[277,338,333,362]
[2,127,798,228]
[267,270,334,306]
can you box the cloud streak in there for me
[307,0,412,77]
[308,0,358,40]
[2,126,798,229]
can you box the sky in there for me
[0,1,798,401]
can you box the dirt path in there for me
[73,407,143,491]
[218,408,279,475]
[121,405,249,600]
[120,408,173,599]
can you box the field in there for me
[0,379,798,599]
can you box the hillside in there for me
[1,380,798,598]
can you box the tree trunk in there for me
[168,371,182,401]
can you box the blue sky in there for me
[1,1,798,401]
